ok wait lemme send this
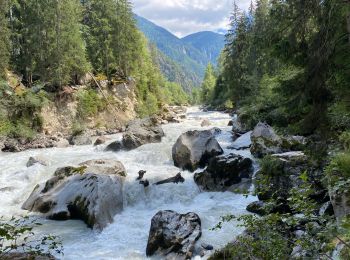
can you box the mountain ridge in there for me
[135,14,225,92]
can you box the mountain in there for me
[182,31,225,65]
[135,15,225,92]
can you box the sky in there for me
[132,0,252,38]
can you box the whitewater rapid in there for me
[0,107,256,260]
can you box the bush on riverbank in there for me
[0,82,48,140]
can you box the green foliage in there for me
[211,0,350,135]
[340,131,350,151]
[77,89,107,119]
[0,216,63,258]
[82,0,139,78]
[11,0,90,87]
[0,84,48,139]
[325,152,350,191]
[0,0,9,79]
[211,173,337,260]
[200,63,216,104]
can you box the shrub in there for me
[340,131,350,151]
[77,89,107,118]
[325,152,350,191]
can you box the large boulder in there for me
[250,122,283,158]
[194,154,253,192]
[255,152,325,204]
[146,210,201,259]
[172,129,224,172]
[329,189,350,222]
[69,132,92,146]
[22,159,126,230]
[122,117,164,150]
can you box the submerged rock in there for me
[22,159,126,230]
[146,210,201,259]
[172,129,224,172]
[26,156,48,167]
[194,154,253,192]
[122,117,165,150]
[201,119,211,127]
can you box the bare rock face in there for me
[172,129,223,172]
[194,153,253,191]
[146,210,202,259]
[22,159,126,230]
[122,117,165,150]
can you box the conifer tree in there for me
[0,0,9,79]
[201,63,216,103]
[11,0,89,87]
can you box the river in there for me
[0,107,256,259]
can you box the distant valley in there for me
[135,15,225,92]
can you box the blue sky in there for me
[132,0,252,37]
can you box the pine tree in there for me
[0,0,9,79]
[11,0,89,87]
[83,0,141,79]
[201,63,216,103]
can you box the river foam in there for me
[0,107,256,259]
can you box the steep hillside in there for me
[150,45,200,93]
[135,15,225,92]
[135,15,205,77]
[182,31,225,65]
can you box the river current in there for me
[0,107,256,259]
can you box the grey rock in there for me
[105,141,123,152]
[250,122,283,158]
[172,129,223,172]
[26,156,48,167]
[194,154,253,191]
[330,189,350,223]
[146,210,201,259]
[122,117,164,150]
[22,159,126,230]
[69,133,92,146]
[319,201,334,216]
[246,201,267,216]
[94,136,107,146]
[201,243,214,250]
[137,170,146,180]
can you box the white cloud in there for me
[132,0,252,37]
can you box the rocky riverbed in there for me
[0,107,259,259]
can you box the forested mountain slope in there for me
[182,31,225,65]
[135,14,225,91]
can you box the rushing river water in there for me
[0,107,257,260]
